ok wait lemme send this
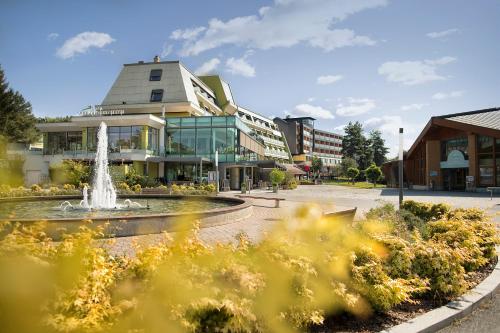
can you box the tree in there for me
[346,167,360,184]
[341,122,364,160]
[365,163,382,187]
[269,168,285,192]
[341,121,373,171]
[369,130,389,166]
[311,156,323,179]
[0,65,39,144]
[340,157,357,177]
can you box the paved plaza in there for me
[99,184,500,332]
[105,185,498,256]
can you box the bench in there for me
[323,207,357,223]
[486,187,500,200]
[235,195,286,208]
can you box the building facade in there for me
[30,57,290,189]
[383,107,500,191]
[274,116,343,168]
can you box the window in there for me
[150,89,164,102]
[149,69,162,81]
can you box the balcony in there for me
[265,148,290,160]
[261,136,286,147]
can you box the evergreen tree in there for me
[369,130,389,166]
[341,121,364,160]
[341,121,373,170]
[0,65,39,144]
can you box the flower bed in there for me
[0,201,497,332]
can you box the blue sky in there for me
[1,0,499,156]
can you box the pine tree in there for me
[0,65,39,144]
[369,130,389,166]
[341,121,373,170]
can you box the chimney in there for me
[153,55,160,63]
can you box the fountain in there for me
[60,122,145,212]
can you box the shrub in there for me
[63,183,76,191]
[269,168,285,186]
[282,172,298,190]
[412,238,467,298]
[401,200,450,222]
[30,184,42,192]
[346,167,359,183]
[116,182,131,193]
[365,164,382,187]
[131,184,142,193]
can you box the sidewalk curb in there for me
[380,246,500,333]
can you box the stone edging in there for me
[381,246,500,333]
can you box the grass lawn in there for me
[324,180,386,189]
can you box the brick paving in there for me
[102,185,499,257]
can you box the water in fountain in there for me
[56,121,145,213]
[91,122,117,209]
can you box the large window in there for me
[478,136,495,186]
[441,137,468,161]
[149,69,162,81]
[44,131,82,154]
[150,89,164,102]
[131,126,142,149]
[148,127,159,153]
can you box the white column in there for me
[159,125,165,156]
[159,162,165,177]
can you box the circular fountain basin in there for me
[0,195,252,240]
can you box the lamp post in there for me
[399,128,404,208]
[215,149,219,194]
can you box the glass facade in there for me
[440,137,468,161]
[43,131,82,154]
[478,136,494,186]
[165,116,262,163]
[85,126,159,153]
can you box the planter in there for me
[272,185,278,193]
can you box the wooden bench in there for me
[235,195,286,208]
[323,207,357,223]
[486,187,500,200]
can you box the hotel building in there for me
[383,107,500,191]
[273,116,343,169]
[31,57,291,189]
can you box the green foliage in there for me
[282,172,298,190]
[340,157,357,176]
[122,167,158,188]
[346,167,360,183]
[0,65,39,144]
[0,148,25,187]
[412,238,467,298]
[0,201,497,332]
[269,168,285,186]
[0,184,80,197]
[311,156,323,175]
[365,163,382,187]
[369,130,389,166]
[49,160,91,186]
[401,200,451,222]
[131,184,142,193]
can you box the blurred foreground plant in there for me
[0,201,497,333]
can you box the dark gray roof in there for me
[444,108,500,130]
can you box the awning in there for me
[284,164,307,175]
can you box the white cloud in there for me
[56,32,115,59]
[364,115,422,157]
[427,28,459,39]
[161,43,173,58]
[334,124,347,134]
[172,0,386,56]
[170,26,206,40]
[293,103,335,119]
[336,98,376,116]
[378,56,457,85]
[47,32,59,40]
[432,90,464,100]
[400,103,426,111]
[226,57,256,77]
[195,58,221,75]
[317,74,343,85]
